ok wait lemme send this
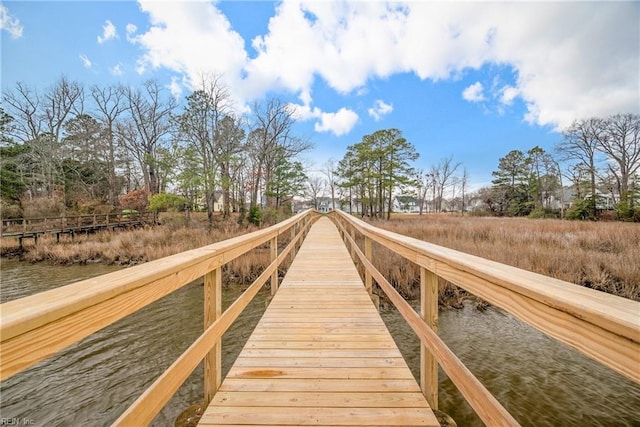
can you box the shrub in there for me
[21,195,65,218]
[119,189,149,212]
[148,193,187,212]
[0,201,23,218]
[248,205,261,226]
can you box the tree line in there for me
[479,114,639,221]
[1,76,311,226]
[2,75,637,224]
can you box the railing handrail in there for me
[1,212,152,223]
[113,212,316,425]
[1,212,154,235]
[330,210,640,384]
[0,209,317,381]
[330,213,520,426]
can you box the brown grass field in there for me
[365,213,640,306]
[0,212,288,284]
[2,212,638,305]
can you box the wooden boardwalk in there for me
[199,217,439,426]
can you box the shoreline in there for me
[2,214,638,305]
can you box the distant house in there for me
[551,188,619,210]
[196,191,227,213]
[393,195,419,213]
[317,197,338,213]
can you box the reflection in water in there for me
[1,260,639,426]
[381,303,640,427]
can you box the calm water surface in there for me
[1,259,639,426]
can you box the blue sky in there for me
[2,1,638,189]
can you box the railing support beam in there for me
[420,267,439,410]
[204,267,222,404]
[364,236,373,294]
[349,226,356,259]
[270,236,278,295]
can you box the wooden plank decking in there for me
[199,217,439,426]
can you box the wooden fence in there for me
[1,212,155,242]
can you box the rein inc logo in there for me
[0,419,34,425]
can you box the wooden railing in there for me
[1,212,155,237]
[0,209,319,425]
[329,209,640,427]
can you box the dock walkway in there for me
[199,217,438,426]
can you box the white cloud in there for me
[0,4,23,39]
[500,86,519,106]
[368,100,393,121]
[126,23,137,41]
[79,54,92,69]
[128,1,248,106]
[110,64,123,76]
[290,95,359,136]
[130,1,638,130]
[315,108,359,136]
[167,76,183,101]
[367,99,393,122]
[98,20,118,44]
[462,82,485,103]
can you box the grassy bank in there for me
[365,214,640,307]
[0,212,290,285]
[4,212,638,306]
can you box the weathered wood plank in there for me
[233,357,408,368]
[226,367,415,380]
[210,391,429,407]
[199,407,437,426]
[218,378,422,393]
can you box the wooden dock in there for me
[1,212,154,245]
[199,217,439,426]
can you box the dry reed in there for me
[0,212,284,284]
[365,214,639,306]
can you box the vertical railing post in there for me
[204,267,222,404]
[364,236,372,294]
[290,224,296,263]
[420,267,439,410]
[270,235,278,295]
[349,226,356,259]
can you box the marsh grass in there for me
[0,212,290,284]
[365,214,640,305]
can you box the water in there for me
[1,260,639,426]
[0,259,269,426]
[382,303,640,427]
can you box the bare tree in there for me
[557,118,606,218]
[433,156,461,212]
[91,84,127,206]
[248,98,311,208]
[599,113,640,199]
[460,167,469,215]
[2,82,42,143]
[305,174,325,209]
[2,77,83,199]
[175,75,231,226]
[322,158,338,211]
[121,80,176,195]
[216,114,245,218]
